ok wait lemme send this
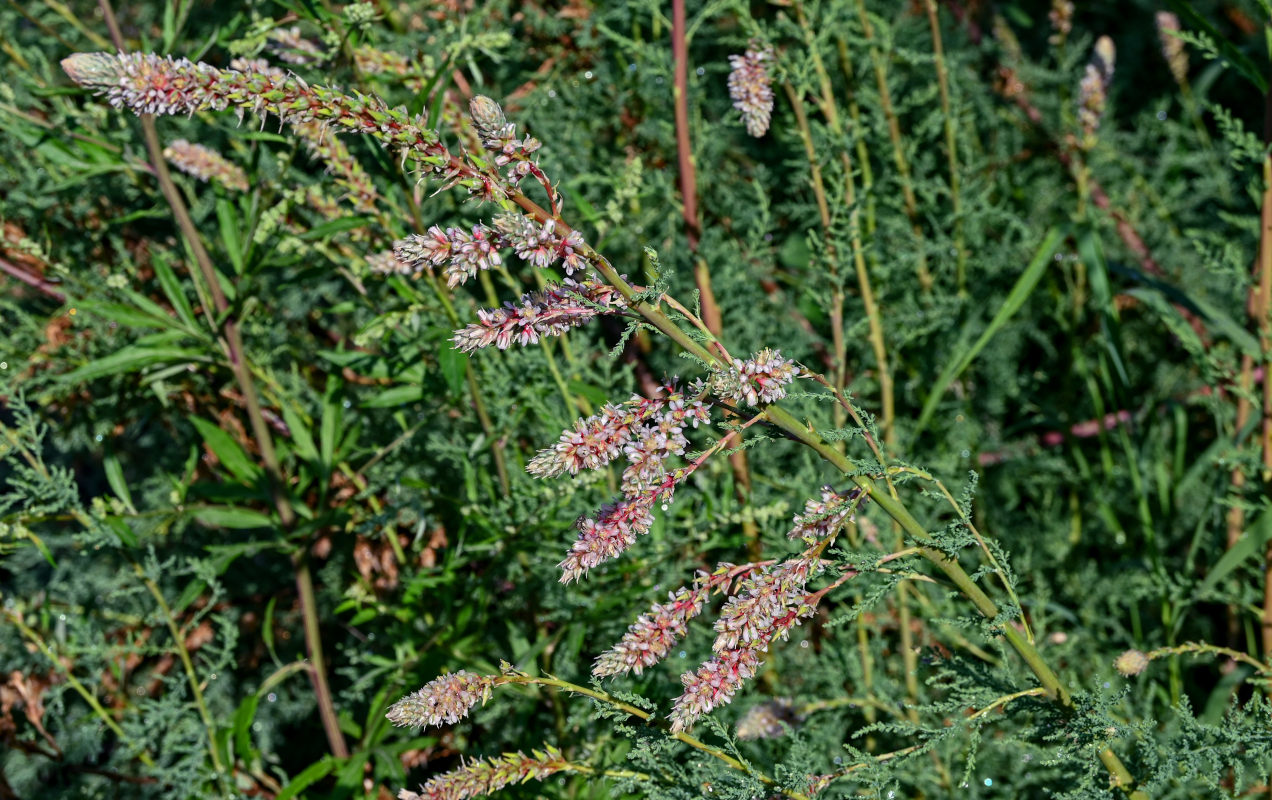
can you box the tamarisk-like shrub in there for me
[25,3,1271,798]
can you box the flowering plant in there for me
[6,2,1270,798]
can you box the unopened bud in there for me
[469,95,506,133]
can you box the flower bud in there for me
[469,95,507,134]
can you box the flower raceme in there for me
[162,139,249,192]
[727,42,776,138]
[385,670,496,729]
[61,52,456,178]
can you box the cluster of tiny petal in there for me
[451,279,625,352]
[592,585,707,677]
[62,52,454,178]
[736,698,799,740]
[162,139,249,192]
[468,96,542,168]
[527,404,637,478]
[397,746,572,800]
[1047,0,1073,46]
[492,215,565,270]
[366,250,408,275]
[398,224,505,288]
[293,121,378,212]
[1077,36,1115,148]
[268,26,325,65]
[669,647,763,733]
[712,558,817,652]
[788,486,864,541]
[546,383,713,580]
[558,497,657,582]
[385,670,495,729]
[727,43,775,137]
[593,563,749,677]
[1155,12,1188,85]
[709,348,798,406]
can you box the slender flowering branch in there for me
[397,745,574,800]
[450,278,627,353]
[61,51,467,184]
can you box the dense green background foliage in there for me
[3,0,1272,798]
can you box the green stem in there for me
[854,0,931,293]
[137,566,228,785]
[924,0,967,292]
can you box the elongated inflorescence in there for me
[450,279,626,352]
[727,42,775,137]
[385,670,495,729]
[394,214,586,289]
[162,139,249,192]
[62,52,454,177]
[592,564,751,677]
[397,746,574,800]
[292,121,379,213]
[1077,36,1116,148]
[396,224,505,288]
[669,558,824,732]
[1155,12,1188,86]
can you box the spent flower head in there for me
[736,698,799,740]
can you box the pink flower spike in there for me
[527,404,633,478]
[386,670,495,729]
[451,279,625,353]
[669,648,763,733]
[558,498,656,582]
[593,584,708,677]
[728,43,775,137]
